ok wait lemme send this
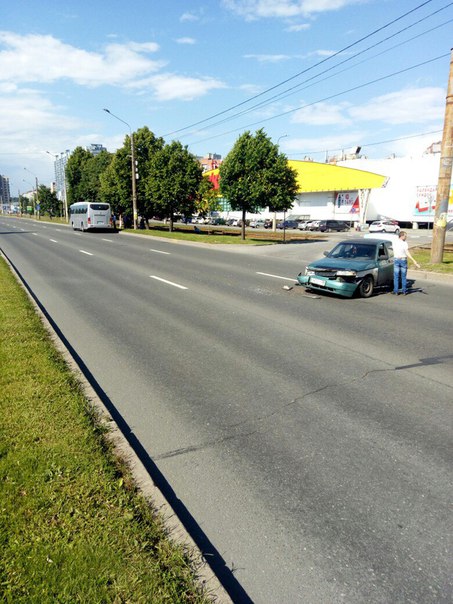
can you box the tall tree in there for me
[99,127,164,222]
[37,184,60,217]
[146,141,203,231]
[220,129,298,239]
[65,147,92,205]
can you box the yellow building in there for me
[205,159,387,225]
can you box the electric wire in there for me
[162,0,436,137]
[290,129,443,158]
[185,52,449,147]
[184,5,453,134]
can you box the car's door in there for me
[376,242,394,285]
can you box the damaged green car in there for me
[297,238,394,298]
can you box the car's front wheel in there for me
[358,275,374,298]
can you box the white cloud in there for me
[221,0,363,20]
[176,37,196,45]
[180,12,200,22]
[0,32,163,87]
[285,23,311,32]
[349,87,445,125]
[244,53,292,63]
[141,74,226,101]
[292,101,351,125]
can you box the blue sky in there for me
[1,0,452,195]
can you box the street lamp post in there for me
[24,168,39,219]
[103,108,138,229]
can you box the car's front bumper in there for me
[297,274,358,297]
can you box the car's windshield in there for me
[328,242,376,260]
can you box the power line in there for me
[162,0,436,137]
[186,52,449,147]
[291,129,443,157]
[191,5,453,134]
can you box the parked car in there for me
[264,219,273,229]
[298,220,311,230]
[250,219,265,228]
[297,238,394,298]
[369,220,400,234]
[276,220,299,229]
[318,220,350,232]
[307,220,321,231]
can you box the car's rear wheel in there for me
[358,275,374,298]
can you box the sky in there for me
[1,0,452,195]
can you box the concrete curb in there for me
[2,250,233,604]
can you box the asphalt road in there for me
[1,217,452,604]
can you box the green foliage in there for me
[99,127,164,218]
[66,148,113,205]
[146,141,203,230]
[18,194,29,214]
[220,129,298,237]
[195,178,219,217]
[37,184,60,217]
[65,147,92,204]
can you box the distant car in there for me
[318,220,350,232]
[263,219,273,229]
[307,220,321,231]
[276,220,299,229]
[369,220,400,234]
[250,219,265,228]
[297,238,394,298]
[298,220,311,230]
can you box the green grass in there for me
[0,258,210,603]
[411,246,453,274]
[122,224,318,245]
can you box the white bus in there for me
[69,202,112,231]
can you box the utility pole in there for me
[431,48,453,263]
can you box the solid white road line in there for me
[49,239,58,243]
[150,248,170,255]
[102,238,113,242]
[256,271,297,282]
[79,250,93,256]
[150,276,187,289]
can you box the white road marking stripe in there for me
[102,238,113,242]
[150,248,170,255]
[150,276,187,289]
[256,271,297,282]
[50,239,58,243]
[79,250,93,256]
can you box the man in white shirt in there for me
[392,231,420,295]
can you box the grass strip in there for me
[411,247,453,274]
[0,257,210,604]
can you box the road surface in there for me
[1,217,452,603]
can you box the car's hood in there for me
[308,257,375,271]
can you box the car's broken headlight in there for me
[336,270,356,277]
[306,269,315,276]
